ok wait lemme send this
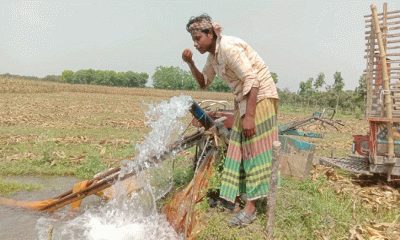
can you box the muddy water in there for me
[0,176,101,240]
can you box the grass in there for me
[0,178,40,195]
[194,175,399,240]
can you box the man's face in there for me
[191,31,213,54]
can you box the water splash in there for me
[36,95,193,240]
[135,94,193,165]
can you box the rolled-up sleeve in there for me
[225,46,259,96]
[202,56,216,89]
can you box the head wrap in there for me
[188,20,222,38]
[188,19,212,35]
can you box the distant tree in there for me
[124,71,137,87]
[299,78,313,95]
[138,73,149,87]
[355,75,366,97]
[93,70,106,85]
[104,70,117,86]
[72,70,88,84]
[333,71,344,111]
[152,65,231,92]
[152,66,183,90]
[61,70,74,83]
[43,75,61,82]
[181,71,199,90]
[314,73,325,91]
[355,75,367,112]
[85,69,95,84]
[271,72,278,84]
[208,76,232,92]
[333,71,344,92]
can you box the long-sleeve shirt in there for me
[202,35,279,117]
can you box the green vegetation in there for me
[172,156,194,189]
[152,65,232,92]
[191,172,399,240]
[0,178,40,195]
[281,72,366,117]
[60,69,149,87]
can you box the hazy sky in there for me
[1,0,399,91]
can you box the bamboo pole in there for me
[367,21,375,117]
[371,3,395,159]
[41,131,204,212]
[265,141,281,239]
[384,3,388,53]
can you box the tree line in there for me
[151,65,278,92]
[1,68,367,116]
[54,69,148,88]
[1,66,278,93]
[279,72,366,116]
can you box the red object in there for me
[375,57,391,91]
[192,111,234,129]
[353,135,371,156]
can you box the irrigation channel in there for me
[1,95,195,240]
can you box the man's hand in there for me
[243,115,256,139]
[182,49,194,65]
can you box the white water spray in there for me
[36,95,193,240]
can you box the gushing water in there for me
[36,95,193,240]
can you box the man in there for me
[182,14,279,227]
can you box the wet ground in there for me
[0,176,101,240]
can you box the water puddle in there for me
[1,95,193,240]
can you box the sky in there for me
[1,0,399,92]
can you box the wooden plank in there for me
[371,93,400,98]
[368,73,400,77]
[372,82,400,87]
[371,105,400,109]
[364,45,400,51]
[370,109,400,115]
[366,20,400,28]
[365,39,400,45]
[362,70,397,74]
[365,10,400,18]
[370,60,400,64]
[386,33,400,38]
[365,52,400,58]
[366,27,400,33]
[365,33,400,40]
[364,72,400,76]
[390,26,400,31]
[365,14,400,23]
[363,67,400,72]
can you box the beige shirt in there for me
[202,35,279,117]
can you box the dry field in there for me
[0,77,369,175]
[0,77,233,176]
